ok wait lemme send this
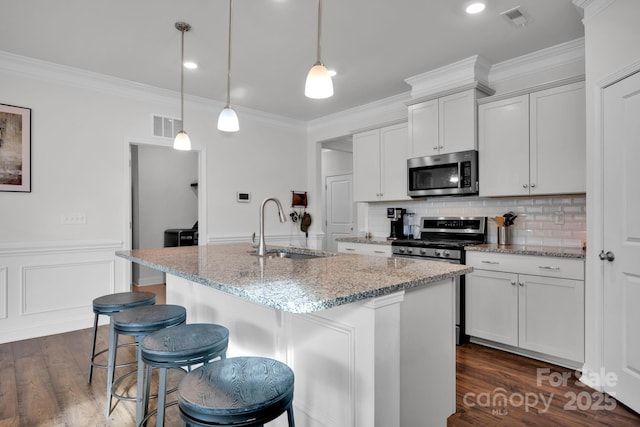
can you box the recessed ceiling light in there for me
[466,2,486,14]
[183,61,198,69]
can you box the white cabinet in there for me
[408,89,482,158]
[465,251,585,364]
[337,241,391,257]
[353,122,409,202]
[478,81,586,197]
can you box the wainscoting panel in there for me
[22,260,114,315]
[0,240,124,344]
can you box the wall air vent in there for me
[500,6,533,27]
[152,115,183,139]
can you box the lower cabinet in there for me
[465,251,584,364]
[337,241,391,257]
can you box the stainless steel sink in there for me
[251,249,336,259]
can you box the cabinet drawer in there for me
[337,242,391,257]
[466,251,584,280]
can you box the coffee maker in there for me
[387,207,406,240]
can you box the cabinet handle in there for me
[433,146,438,151]
[439,145,444,149]
[345,248,356,251]
[481,260,499,264]
[538,265,560,270]
[523,184,528,188]
[510,281,516,286]
[374,250,385,254]
[531,183,536,188]
[519,282,525,286]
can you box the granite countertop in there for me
[335,237,392,245]
[465,243,586,259]
[116,243,471,314]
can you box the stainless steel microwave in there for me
[407,150,478,198]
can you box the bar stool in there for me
[178,357,295,427]
[139,323,230,427]
[106,304,187,424]
[88,291,156,383]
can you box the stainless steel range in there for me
[391,216,487,345]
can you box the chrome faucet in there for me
[257,197,287,256]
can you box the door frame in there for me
[584,59,640,391]
[121,136,207,288]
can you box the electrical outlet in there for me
[61,212,87,225]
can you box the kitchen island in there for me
[116,243,472,427]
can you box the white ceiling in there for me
[0,0,584,122]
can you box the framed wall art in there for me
[0,103,31,192]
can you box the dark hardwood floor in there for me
[449,343,640,426]
[1,284,638,426]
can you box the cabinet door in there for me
[439,90,476,154]
[408,99,439,158]
[478,95,530,197]
[529,82,586,195]
[518,274,584,362]
[380,123,410,201]
[465,269,519,346]
[353,129,381,202]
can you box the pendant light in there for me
[174,22,192,150]
[305,0,333,99]
[217,0,240,132]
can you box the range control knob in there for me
[407,248,414,254]
[420,248,427,255]
[443,250,450,257]
[398,247,406,253]
[434,250,441,257]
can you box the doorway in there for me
[320,137,354,250]
[124,138,205,288]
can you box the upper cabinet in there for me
[353,122,410,202]
[408,88,488,158]
[478,81,586,197]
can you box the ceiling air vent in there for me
[153,115,182,139]
[500,6,533,27]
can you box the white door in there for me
[603,70,640,413]
[325,174,354,252]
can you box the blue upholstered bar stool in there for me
[106,304,187,424]
[88,291,156,383]
[178,357,295,427]
[138,323,230,427]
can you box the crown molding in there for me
[489,37,585,85]
[0,50,306,132]
[572,0,616,23]
[307,91,410,137]
[404,55,492,99]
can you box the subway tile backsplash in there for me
[365,195,586,248]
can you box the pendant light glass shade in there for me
[173,130,191,150]
[305,62,333,99]
[217,107,239,132]
[218,0,240,132]
[174,22,192,150]
[305,0,333,99]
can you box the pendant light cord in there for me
[180,27,185,130]
[226,0,233,107]
[316,0,322,64]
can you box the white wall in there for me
[0,53,307,343]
